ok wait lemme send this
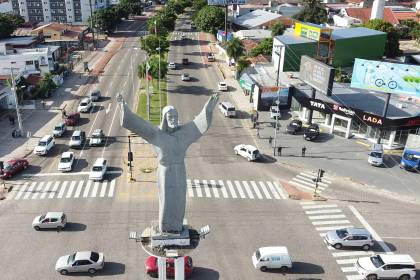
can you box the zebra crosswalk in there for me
[300,201,370,280]
[289,172,332,194]
[187,179,288,200]
[7,179,116,201]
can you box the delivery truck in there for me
[400,134,420,171]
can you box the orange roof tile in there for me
[345,7,399,25]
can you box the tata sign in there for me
[351,58,420,98]
[208,0,246,5]
[299,55,335,96]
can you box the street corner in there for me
[280,180,314,201]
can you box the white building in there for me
[10,0,108,23]
[0,0,13,13]
[0,83,15,109]
[234,29,273,41]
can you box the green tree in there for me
[293,0,327,24]
[138,62,146,79]
[192,0,207,11]
[0,14,25,39]
[250,38,273,57]
[271,22,285,37]
[236,57,251,75]
[363,19,400,57]
[226,37,244,63]
[148,8,177,34]
[118,0,143,17]
[140,35,169,56]
[194,6,224,34]
[148,55,168,79]
[35,74,57,98]
[90,8,119,33]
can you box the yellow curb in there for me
[356,141,371,147]
[384,150,403,155]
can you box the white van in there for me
[33,135,55,155]
[368,143,384,166]
[252,246,292,272]
[219,102,236,117]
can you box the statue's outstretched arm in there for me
[117,94,159,144]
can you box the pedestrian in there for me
[255,111,259,121]
[8,115,13,125]
[10,116,15,125]
[302,146,306,157]
[268,136,273,145]
[62,109,67,118]
[277,146,282,156]
[257,127,260,138]
[41,99,46,108]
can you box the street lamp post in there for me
[154,19,162,123]
[7,64,24,135]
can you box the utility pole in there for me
[88,0,95,49]
[224,5,228,42]
[9,64,24,135]
[128,135,134,182]
[273,89,280,149]
[155,19,162,123]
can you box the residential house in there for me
[32,23,88,50]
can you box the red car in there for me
[64,112,80,126]
[0,159,29,179]
[145,256,193,278]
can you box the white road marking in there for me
[349,205,392,253]
[289,180,315,192]
[108,179,115,197]
[312,220,350,226]
[193,179,202,198]
[250,181,263,199]
[23,182,37,200]
[380,236,420,240]
[83,180,92,197]
[210,180,219,198]
[66,181,76,198]
[309,214,346,220]
[218,180,228,198]
[57,181,68,198]
[346,275,364,280]
[305,209,342,215]
[74,180,84,198]
[202,180,211,198]
[342,266,358,272]
[91,182,100,197]
[266,181,280,199]
[40,181,52,199]
[226,180,237,198]
[25,171,121,177]
[105,103,112,114]
[336,259,357,264]
[258,181,271,199]
[316,225,353,231]
[332,251,371,258]
[274,182,288,199]
[242,181,254,199]
[300,172,332,184]
[300,201,316,205]
[31,182,44,199]
[187,179,194,197]
[296,175,329,187]
[234,180,246,198]
[293,177,327,189]
[302,204,338,209]
[49,181,60,198]
[100,181,108,197]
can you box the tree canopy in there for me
[250,38,273,57]
[140,35,169,56]
[138,55,168,79]
[194,6,224,34]
[192,0,207,11]
[293,0,327,24]
[363,19,400,58]
[271,22,285,37]
[226,37,244,62]
[0,14,25,39]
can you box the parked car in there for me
[234,144,260,161]
[303,124,320,141]
[69,130,86,148]
[219,102,236,117]
[89,90,101,101]
[33,135,55,155]
[181,73,190,81]
[286,119,303,135]
[89,129,105,147]
[55,251,105,275]
[77,97,93,113]
[218,81,228,91]
[182,58,189,65]
[252,246,292,272]
[168,62,176,70]
[368,143,384,167]
[324,228,374,250]
[52,122,66,137]
[32,212,67,231]
[58,152,74,172]
[89,158,107,181]
[181,34,186,40]
[64,112,80,126]
[270,106,281,119]
[355,254,416,280]
[207,53,215,62]
[145,256,193,278]
[0,159,28,179]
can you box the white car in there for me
[52,122,66,137]
[32,212,67,231]
[77,97,93,113]
[58,152,74,172]
[89,158,107,181]
[270,106,281,119]
[168,62,176,69]
[218,81,228,91]
[89,129,105,147]
[33,135,55,155]
[55,251,105,275]
[181,73,190,81]
[234,144,260,161]
[355,254,416,280]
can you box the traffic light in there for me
[319,169,325,178]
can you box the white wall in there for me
[0,51,54,76]
[0,1,13,13]
[41,0,52,23]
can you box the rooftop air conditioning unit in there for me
[396,103,406,109]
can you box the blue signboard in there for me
[208,0,246,5]
[351,58,420,98]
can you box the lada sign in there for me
[362,114,383,125]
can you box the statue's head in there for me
[161,106,179,132]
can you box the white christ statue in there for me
[117,94,219,233]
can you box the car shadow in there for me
[96,96,111,102]
[71,262,125,276]
[383,154,402,168]
[189,267,220,279]
[373,241,397,252]
[235,110,252,120]
[72,158,89,172]
[91,105,104,114]
[47,143,69,157]
[257,154,277,164]
[62,222,87,232]
[74,117,90,126]
[310,133,335,143]
[263,262,324,275]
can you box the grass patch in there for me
[137,78,167,125]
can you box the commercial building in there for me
[10,0,108,23]
[233,9,294,30]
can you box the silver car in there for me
[55,251,105,275]
[324,227,374,250]
[32,212,67,231]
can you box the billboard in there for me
[258,86,290,110]
[207,0,246,5]
[299,55,335,95]
[351,58,420,98]
[294,22,331,42]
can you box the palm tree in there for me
[226,38,244,65]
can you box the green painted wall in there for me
[332,34,386,68]
[283,42,317,72]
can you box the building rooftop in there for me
[234,29,272,40]
[331,27,386,40]
[274,34,315,45]
[234,9,282,29]
[0,36,38,46]
[295,82,420,118]
[345,8,400,25]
